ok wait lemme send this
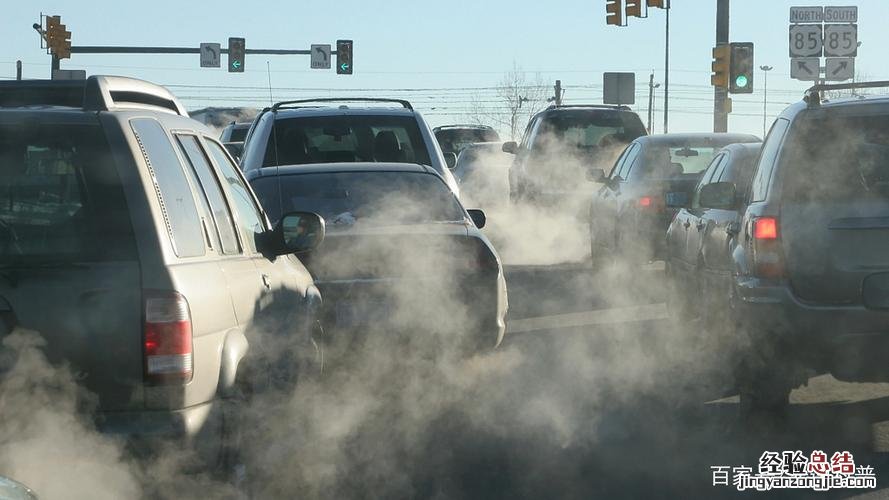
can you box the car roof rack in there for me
[270,97,413,112]
[804,80,889,107]
[546,103,631,111]
[433,124,495,130]
[0,75,187,116]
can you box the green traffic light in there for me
[735,74,749,88]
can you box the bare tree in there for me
[467,63,548,141]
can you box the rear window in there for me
[781,113,889,202]
[263,115,431,167]
[0,123,136,264]
[436,128,500,153]
[252,171,464,227]
[228,126,248,143]
[632,145,724,179]
[530,111,646,152]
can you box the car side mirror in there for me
[467,209,486,229]
[586,168,606,183]
[502,141,518,155]
[699,182,737,210]
[444,152,457,169]
[268,212,325,256]
[665,191,690,209]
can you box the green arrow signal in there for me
[340,62,349,71]
[232,60,242,69]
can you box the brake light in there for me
[144,292,193,383]
[639,196,653,208]
[752,217,784,279]
[638,195,665,213]
[754,217,778,240]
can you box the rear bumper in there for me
[95,400,220,457]
[317,271,508,351]
[734,276,889,380]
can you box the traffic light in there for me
[336,39,353,75]
[45,15,71,59]
[606,0,623,26]
[626,0,643,17]
[729,42,754,94]
[711,44,730,89]
[647,0,666,7]
[228,37,245,73]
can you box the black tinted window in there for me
[751,119,789,201]
[131,118,204,257]
[436,128,501,153]
[263,115,431,167]
[206,140,265,253]
[252,172,464,227]
[531,111,646,151]
[175,135,240,254]
[780,113,889,202]
[0,123,136,264]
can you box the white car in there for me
[239,98,460,197]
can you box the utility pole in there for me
[759,65,773,137]
[663,0,671,134]
[714,0,730,132]
[647,73,660,134]
[16,60,22,80]
[554,79,563,106]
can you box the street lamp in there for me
[759,65,773,137]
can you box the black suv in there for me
[724,83,889,416]
[502,104,647,210]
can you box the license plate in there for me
[335,301,391,328]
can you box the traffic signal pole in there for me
[663,0,670,134]
[714,0,730,133]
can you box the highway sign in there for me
[790,57,820,81]
[200,43,221,68]
[824,6,857,23]
[603,72,635,105]
[789,24,823,57]
[52,69,86,80]
[824,57,854,81]
[823,24,858,57]
[789,6,823,23]
[310,44,331,69]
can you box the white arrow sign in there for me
[790,57,821,81]
[824,57,854,81]
[310,44,331,69]
[200,43,221,68]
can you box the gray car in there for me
[0,76,324,467]
[248,163,508,354]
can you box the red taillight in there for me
[144,292,193,383]
[752,217,784,279]
[638,195,665,213]
[754,217,778,240]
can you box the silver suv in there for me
[238,98,460,196]
[0,76,324,464]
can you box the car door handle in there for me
[683,220,691,229]
[696,221,705,231]
[262,274,271,290]
[725,222,740,236]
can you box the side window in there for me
[130,118,204,258]
[692,154,726,210]
[608,145,632,177]
[617,144,640,180]
[750,119,790,201]
[710,153,730,183]
[175,134,241,255]
[520,117,539,149]
[205,139,266,253]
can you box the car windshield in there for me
[781,113,889,202]
[0,123,136,264]
[253,171,465,227]
[633,145,724,179]
[263,115,432,167]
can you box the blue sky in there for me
[3,1,886,137]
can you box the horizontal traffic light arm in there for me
[65,46,326,55]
